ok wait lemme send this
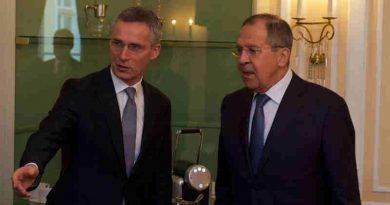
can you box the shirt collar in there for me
[110,68,143,95]
[253,69,293,104]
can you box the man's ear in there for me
[149,43,161,60]
[277,48,291,67]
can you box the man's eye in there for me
[112,41,123,47]
[248,48,258,55]
[236,47,243,54]
[128,44,142,51]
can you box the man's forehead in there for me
[111,21,151,41]
[238,23,268,44]
[111,21,150,35]
[241,20,267,31]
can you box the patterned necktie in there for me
[122,87,137,177]
[249,93,270,173]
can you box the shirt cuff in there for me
[25,162,39,173]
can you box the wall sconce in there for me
[291,17,336,44]
[291,17,336,64]
[291,0,336,86]
[292,17,336,86]
[84,1,109,37]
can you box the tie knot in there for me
[255,93,270,107]
[124,87,136,100]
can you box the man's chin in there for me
[242,79,259,90]
[115,65,131,73]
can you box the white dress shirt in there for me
[248,69,293,144]
[110,69,145,164]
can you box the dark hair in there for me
[115,6,162,44]
[53,29,74,47]
[242,13,293,50]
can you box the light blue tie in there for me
[249,93,270,173]
[122,87,136,177]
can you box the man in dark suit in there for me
[215,14,361,205]
[12,7,172,205]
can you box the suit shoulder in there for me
[62,67,109,90]
[143,81,171,104]
[222,87,251,103]
[302,80,347,106]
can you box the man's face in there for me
[236,20,288,93]
[110,20,160,86]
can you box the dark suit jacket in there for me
[215,73,361,205]
[20,67,172,205]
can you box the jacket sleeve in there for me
[154,99,172,205]
[215,96,233,205]
[321,98,361,205]
[20,79,79,187]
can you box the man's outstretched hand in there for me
[12,165,39,197]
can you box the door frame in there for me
[0,0,15,204]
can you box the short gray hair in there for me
[115,6,162,44]
[242,13,293,50]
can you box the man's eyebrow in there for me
[111,39,142,46]
[127,42,143,48]
[236,42,259,47]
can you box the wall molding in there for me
[329,0,339,91]
[279,0,291,20]
[345,0,369,191]
[372,0,390,193]
[252,0,259,14]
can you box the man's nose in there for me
[238,50,250,64]
[119,46,130,60]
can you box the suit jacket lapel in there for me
[255,73,307,176]
[238,89,256,177]
[95,67,127,175]
[129,81,155,175]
